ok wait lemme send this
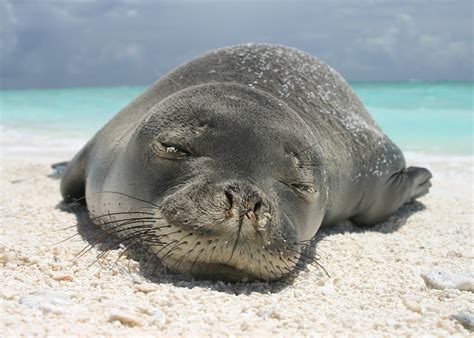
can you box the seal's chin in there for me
[164,257,295,282]
[183,262,261,282]
[144,219,301,281]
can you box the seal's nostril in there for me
[225,190,234,208]
[253,200,262,214]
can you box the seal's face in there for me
[114,84,327,281]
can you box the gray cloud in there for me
[1,0,472,89]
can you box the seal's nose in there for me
[224,184,271,232]
[243,190,263,218]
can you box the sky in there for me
[1,0,473,89]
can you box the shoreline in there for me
[2,141,473,162]
[1,152,473,335]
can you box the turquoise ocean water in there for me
[0,82,472,156]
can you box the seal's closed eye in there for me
[277,180,319,201]
[291,183,317,195]
[151,141,189,159]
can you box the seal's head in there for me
[104,83,328,281]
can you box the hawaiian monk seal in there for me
[61,43,432,281]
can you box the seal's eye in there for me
[291,183,317,195]
[152,141,189,159]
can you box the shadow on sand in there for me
[56,200,426,295]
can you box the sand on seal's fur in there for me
[1,153,472,336]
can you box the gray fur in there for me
[61,44,432,281]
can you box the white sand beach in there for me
[1,151,473,336]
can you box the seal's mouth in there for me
[146,218,303,282]
[91,198,307,281]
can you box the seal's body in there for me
[61,44,431,281]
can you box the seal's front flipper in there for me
[60,144,91,204]
[351,166,432,226]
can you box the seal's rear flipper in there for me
[351,166,432,226]
[404,167,432,201]
[60,144,90,204]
